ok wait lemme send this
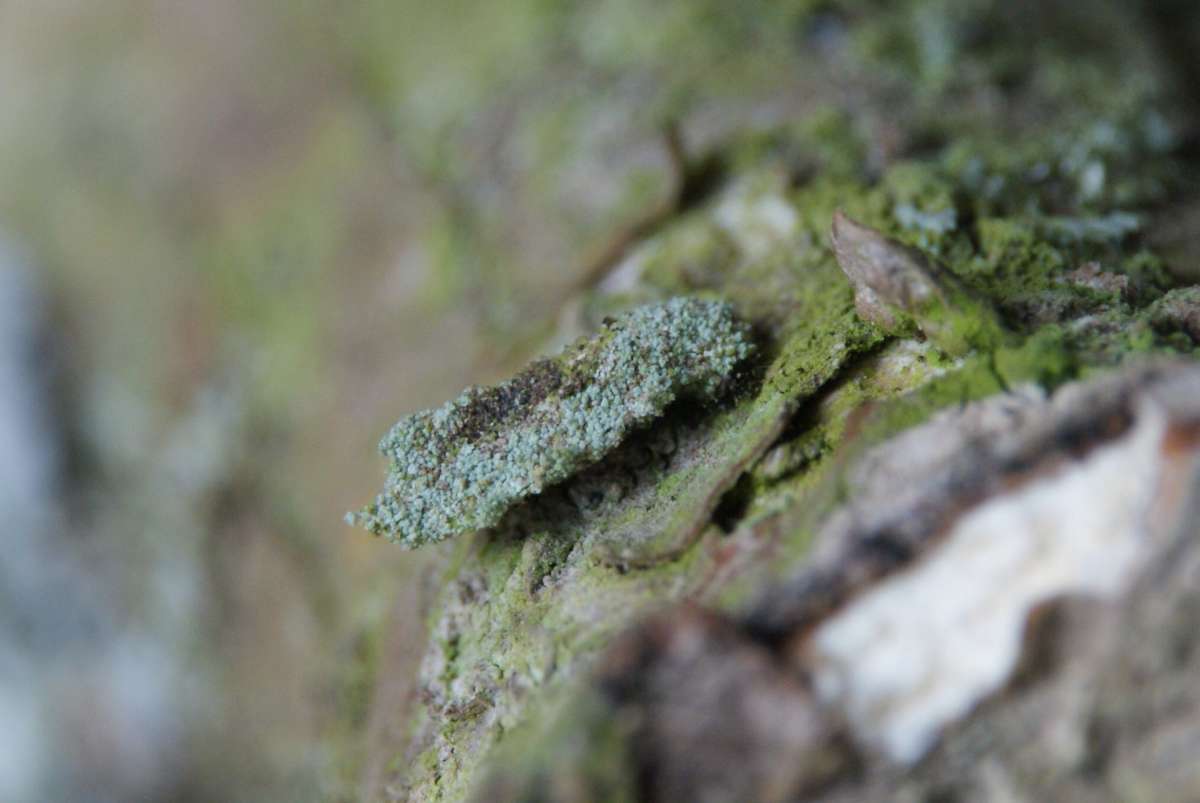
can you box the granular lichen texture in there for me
[349,297,754,547]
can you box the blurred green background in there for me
[0,2,831,800]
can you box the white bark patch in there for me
[808,400,1169,764]
[599,241,652,294]
[713,191,797,259]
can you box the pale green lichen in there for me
[348,297,754,546]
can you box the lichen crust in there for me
[348,297,755,547]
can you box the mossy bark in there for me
[362,2,1200,800]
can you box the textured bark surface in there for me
[356,1,1200,800]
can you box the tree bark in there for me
[366,2,1200,800]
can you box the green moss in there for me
[1120,250,1173,299]
[993,325,1076,388]
[470,686,639,802]
[973,217,1066,291]
[882,162,960,249]
[799,107,870,179]
[639,216,741,293]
